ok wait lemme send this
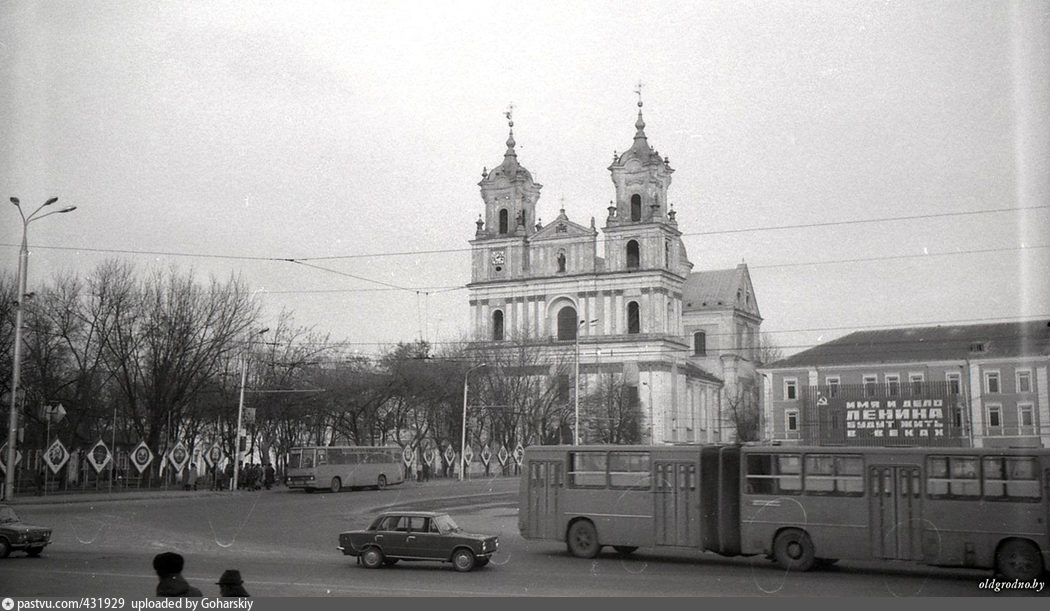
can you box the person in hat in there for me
[216,569,250,597]
[152,552,203,597]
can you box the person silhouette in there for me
[152,552,202,597]
[216,569,250,597]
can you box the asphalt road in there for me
[0,477,1041,597]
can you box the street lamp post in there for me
[642,378,655,445]
[5,197,76,501]
[232,327,268,491]
[574,319,598,446]
[460,363,486,481]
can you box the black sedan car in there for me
[0,504,52,558]
[338,511,498,572]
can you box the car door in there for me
[408,517,445,560]
[373,515,409,558]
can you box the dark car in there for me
[0,504,52,558]
[338,511,498,572]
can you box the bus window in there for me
[302,450,315,469]
[983,456,1040,501]
[317,450,328,466]
[804,454,864,496]
[745,453,801,494]
[287,450,301,469]
[609,452,651,489]
[328,448,344,465]
[927,456,980,498]
[570,452,607,488]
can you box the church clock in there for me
[490,250,506,266]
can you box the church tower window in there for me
[627,301,640,334]
[626,240,640,269]
[693,331,706,356]
[557,306,578,341]
[499,209,509,234]
[630,194,642,222]
[492,310,504,341]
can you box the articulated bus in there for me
[519,444,1050,579]
[286,446,404,492]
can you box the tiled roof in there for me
[766,320,1050,369]
[683,267,741,311]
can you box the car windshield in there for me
[432,514,460,533]
[0,506,18,523]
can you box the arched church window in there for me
[693,331,706,356]
[630,194,642,222]
[492,310,504,341]
[557,306,578,341]
[557,251,566,273]
[626,240,640,269]
[627,301,640,334]
[499,209,509,234]
[665,239,671,268]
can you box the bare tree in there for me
[580,373,643,444]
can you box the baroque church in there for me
[467,99,763,444]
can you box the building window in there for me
[630,194,642,221]
[664,239,671,268]
[1018,403,1035,430]
[863,375,878,397]
[557,251,566,273]
[492,310,504,341]
[557,306,578,341]
[785,411,799,432]
[784,378,798,401]
[987,404,1002,429]
[626,240,640,269]
[826,376,840,397]
[985,371,1000,394]
[909,373,924,396]
[946,372,962,395]
[627,301,640,334]
[1017,370,1032,393]
[498,208,509,234]
[885,374,900,397]
[693,331,706,356]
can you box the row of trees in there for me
[1,260,652,490]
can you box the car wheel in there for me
[361,547,384,569]
[996,540,1044,580]
[26,547,43,558]
[773,528,816,572]
[613,546,638,555]
[452,548,476,572]
[376,475,387,490]
[0,538,10,559]
[566,520,600,559]
[330,477,341,493]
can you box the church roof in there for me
[610,101,671,170]
[683,264,759,317]
[766,320,1050,369]
[531,209,596,240]
[480,116,535,185]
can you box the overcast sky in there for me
[2,1,1048,357]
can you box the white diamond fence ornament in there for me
[44,439,70,474]
[130,441,154,474]
[444,445,456,466]
[497,445,509,466]
[205,445,223,468]
[87,439,112,473]
[422,447,434,467]
[480,445,492,467]
[402,447,414,467]
[169,442,190,474]
[513,443,525,467]
[0,443,22,473]
[463,445,474,465]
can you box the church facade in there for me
[466,102,762,444]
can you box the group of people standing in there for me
[153,552,250,597]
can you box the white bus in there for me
[286,446,404,492]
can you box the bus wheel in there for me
[330,477,341,493]
[773,529,816,572]
[613,546,638,555]
[996,540,1044,580]
[567,520,600,559]
[361,547,384,569]
[376,475,387,490]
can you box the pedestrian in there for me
[263,463,275,490]
[216,569,250,597]
[152,552,203,597]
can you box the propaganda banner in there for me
[130,441,154,474]
[44,439,70,474]
[87,439,112,473]
[169,442,190,474]
[0,442,21,473]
